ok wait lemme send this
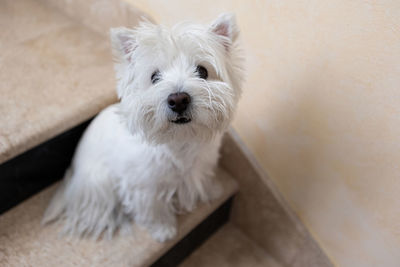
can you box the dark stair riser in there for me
[0,119,92,214]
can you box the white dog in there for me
[43,13,244,242]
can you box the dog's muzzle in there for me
[171,116,191,124]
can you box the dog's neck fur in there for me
[155,132,223,173]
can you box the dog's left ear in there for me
[210,13,239,48]
[110,27,137,63]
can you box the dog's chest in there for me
[108,135,221,185]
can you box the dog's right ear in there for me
[110,27,137,63]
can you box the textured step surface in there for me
[180,223,282,267]
[0,0,147,164]
[0,167,237,267]
[0,0,115,164]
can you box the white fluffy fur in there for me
[43,13,244,242]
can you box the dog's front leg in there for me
[143,198,177,242]
[125,190,177,242]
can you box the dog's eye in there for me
[151,70,161,84]
[196,65,208,80]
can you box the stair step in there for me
[0,0,119,165]
[0,167,237,267]
[0,0,149,166]
[180,223,282,267]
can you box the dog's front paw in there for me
[150,225,177,242]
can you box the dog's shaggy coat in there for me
[43,13,244,242]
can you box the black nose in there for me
[167,92,191,114]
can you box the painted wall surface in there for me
[126,1,400,266]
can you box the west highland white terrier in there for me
[43,13,244,242]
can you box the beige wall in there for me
[126,0,400,266]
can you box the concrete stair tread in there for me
[0,167,237,267]
[180,223,282,267]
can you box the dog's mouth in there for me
[171,117,191,124]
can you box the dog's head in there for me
[111,13,244,144]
